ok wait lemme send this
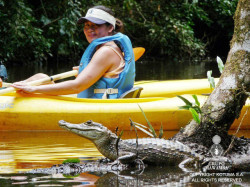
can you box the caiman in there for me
[58,120,203,166]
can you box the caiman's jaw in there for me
[58,120,108,141]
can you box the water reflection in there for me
[0,150,15,174]
[0,131,102,173]
[136,58,220,80]
[1,164,250,186]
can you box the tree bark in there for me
[173,0,250,149]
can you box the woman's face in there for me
[84,21,113,43]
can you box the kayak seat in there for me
[120,87,143,98]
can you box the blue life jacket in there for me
[0,63,8,81]
[77,33,135,99]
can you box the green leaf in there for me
[207,70,215,89]
[178,105,191,110]
[216,56,224,74]
[177,95,193,106]
[159,124,164,139]
[138,104,157,138]
[40,15,51,25]
[63,174,80,178]
[192,95,200,107]
[189,108,201,124]
[193,106,202,114]
[118,130,124,139]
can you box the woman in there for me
[12,5,135,99]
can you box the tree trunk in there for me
[173,0,250,149]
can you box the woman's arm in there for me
[12,46,119,95]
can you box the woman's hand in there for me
[11,82,36,94]
[73,66,79,77]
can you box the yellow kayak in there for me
[0,93,248,131]
[136,78,219,97]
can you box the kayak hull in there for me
[0,94,249,131]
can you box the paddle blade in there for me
[133,47,145,61]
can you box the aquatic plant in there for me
[177,95,202,124]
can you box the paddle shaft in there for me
[0,70,78,95]
[2,82,11,87]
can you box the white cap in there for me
[77,8,116,29]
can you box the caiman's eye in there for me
[85,120,93,125]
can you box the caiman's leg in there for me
[178,158,197,172]
[118,152,137,164]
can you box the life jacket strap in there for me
[94,88,118,99]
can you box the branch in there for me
[40,0,48,17]
[223,106,249,155]
[42,17,62,28]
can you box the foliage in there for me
[0,0,51,63]
[207,56,225,89]
[216,56,225,74]
[130,104,163,138]
[122,0,206,58]
[0,0,238,64]
[137,104,157,137]
[178,95,202,124]
[207,70,216,90]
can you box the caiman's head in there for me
[59,120,119,161]
[58,120,116,143]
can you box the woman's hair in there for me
[93,5,124,33]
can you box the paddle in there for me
[133,47,145,61]
[0,47,145,95]
[2,82,11,87]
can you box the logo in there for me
[88,9,94,15]
[202,135,232,172]
[210,135,224,157]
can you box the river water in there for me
[1,58,250,186]
[6,57,221,82]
